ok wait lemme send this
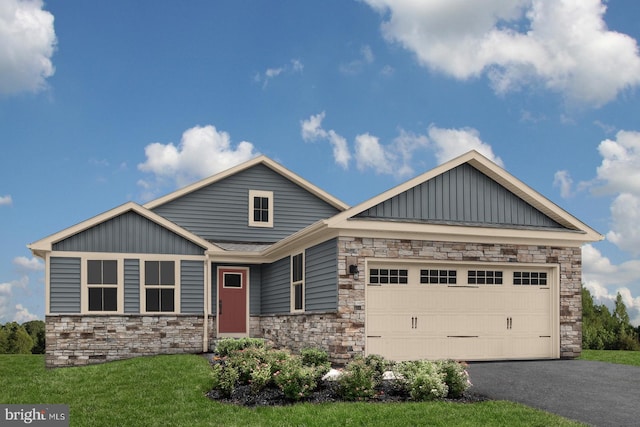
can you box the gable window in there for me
[145,261,175,312]
[249,190,274,228]
[291,253,304,312]
[87,260,118,311]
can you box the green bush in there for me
[394,360,448,401]
[215,337,266,357]
[225,346,267,383]
[211,363,239,397]
[300,347,331,381]
[264,349,294,375]
[249,362,272,394]
[272,358,318,401]
[436,360,471,398]
[364,354,393,383]
[337,358,377,401]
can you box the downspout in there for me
[203,258,209,353]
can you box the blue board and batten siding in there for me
[50,257,81,313]
[259,257,290,315]
[152,164,341,243]
[356,163,565,229]
[181,260,204,313]
[124,259,140,313]
[305,239,338,312]
[52,211,205,255]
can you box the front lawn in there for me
[579,349,640,366]
[0,354,584,426]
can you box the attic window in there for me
[249,190,273,228]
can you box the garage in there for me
[365,261,559,361]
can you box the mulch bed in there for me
[206,380,489,407]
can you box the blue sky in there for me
[2,0,640,324]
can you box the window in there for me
[145,261,175,312]
[223,272,243,288]
[87,260,118,311]
[468,270,503,285]
[291,253,304,311]
[514,271,548,285]
[369,268,408,284]
[420,269,457,284]
[249,190,274,228]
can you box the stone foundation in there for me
[45,315,206,368]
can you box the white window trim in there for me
[140,256,181,315]
[249,190,274,228]
[80,255,125,315]
[290,252,305,312]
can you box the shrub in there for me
[272,358,318,401]
[211,363,239,397]
[394,360,448,401]
[249,362,272,394]
[264,349,294,375]
[337,358,377,401]
[300,347,331,381]
[225,346,267,383]
[215,337,266,357]
[437,360,471,398]
[364,354,393,383]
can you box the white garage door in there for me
[365,262,558,361]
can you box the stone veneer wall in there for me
[46,315,205,368]
[336,237,583,360]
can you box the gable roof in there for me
[144,155,349,211]
[326,150,603,242]
[28,202,216,258]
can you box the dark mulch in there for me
[206,380,489,407]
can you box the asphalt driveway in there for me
[467,360,640,426]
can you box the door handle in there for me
[506,317,513,329]
[219,300,222,315]
[411,317,418,329]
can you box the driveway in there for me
[467,360,640,426]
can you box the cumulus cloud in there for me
[300,112,351,169]
[0,195,12,206]
[583,244,640,326]
[254,59,304,88]
[553,170,573,198]
[13,304,38,323]
[0,0,56,95]
[0,275,30,322]
[13,256,44,272]
[353,131,429,177]
[427,125,504,166]
[138,125,258,193]
[363,0,640,106]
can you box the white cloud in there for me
[583,244,640,326]
[427,125,504,166]
[363,0,640,106]
[255,59,304,88]
[138,125,258,191]
[340,45,375,75]
[300,112,351,169]
[13,303,38,323]
[12,256,44,272]
[0,0,56,95]
[354,130,428,177]
[0,275,30,322]
[553,170,573,198]
[606,193,640,256]
[0,195,12,206]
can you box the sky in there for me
[1,0,640,325]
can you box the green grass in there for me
[579,349,640,366]
[0,354,584,427]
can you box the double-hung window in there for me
[87,260,118,311]
[291,253,304,312]
[145,261,175,312]
[249,190,274,228]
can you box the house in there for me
[28,150,602,367]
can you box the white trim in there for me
[45,252,51,315]
[290,252,305,313]
[216,266,250,338]
[79,254,126,315]
[248,190,274,228]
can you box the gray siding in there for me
[50,257,81,313]
[152,164,341,243]
[305,239,338,312]
[124,259,140,313]
[356,163,564,228]
[53,211,205,255]
[181,260,204,313]
[211,264,261,315]
[260,257,290,314]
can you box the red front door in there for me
[217,268,247,334]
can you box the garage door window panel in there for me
[420,269,457,284]
[514,271,547,286]
[369,268,408,285]
[468,270,503,285]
